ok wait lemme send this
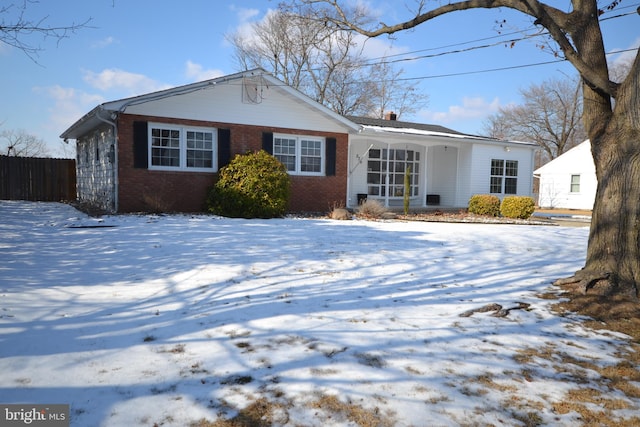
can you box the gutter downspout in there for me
[95,108,119,213]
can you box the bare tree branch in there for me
[484,76,585,163]
[284,0,619,98]
[0,0,91,62]
[1,129,50,157]
[227,8,427,117]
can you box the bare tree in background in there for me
[609,55,633,84]
[1,129,50,157]
[285,0,640,299]
[484,76,586,164]
[0,0,90,61]
[226,8,427,118]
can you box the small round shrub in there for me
[468,194,501,217]
[207,150,290,218]
[500,196,536,219]
[356,198,388,219]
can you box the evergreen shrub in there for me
[468,194,501,217]
[500,196,536,219]
[207,150,290,218]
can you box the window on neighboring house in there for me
[149,124,215,171]
[490,159,518,194]
[273,134,324,175]
[570,174,580,192]
[367,148,420,197]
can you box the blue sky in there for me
[1,0,637,157]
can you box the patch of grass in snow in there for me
[354,352,386,368]
[551,391,640,427]
[160,343,185,354]
[309,367,339,376]
[220,375,253,385]
[543,285,640,426]
[234,341,254,352]
[192,394,396,427]
[509,410,544,427]
[306,394,395,427]
[513,342,640,424]
[225,329,252,339]
[192,397,285,427]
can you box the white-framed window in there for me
[490,159,518,194]
[367,148,420,197]
[570,174,581,193]
[273,134,324,175]
[149,123,216,171]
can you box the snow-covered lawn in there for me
[0,201,636,426]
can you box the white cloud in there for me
[184,61,224,82]
[82,68,169,95]
[223,5,263,46]
[610,36,639,69]
[91,36,117,49]
[356,34,409,60]
[35,85,104,134]
[418,97,502,124]
[229,5,260,23]
[30,85,104,156]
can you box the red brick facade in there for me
[116,114,348,214]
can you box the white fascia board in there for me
[358,125,536,148]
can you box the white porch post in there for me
[422,146,429,207]
[384,142,391,208]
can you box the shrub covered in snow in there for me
[468,194,501,217]
[207,150,290,218]
[500,196,536,219]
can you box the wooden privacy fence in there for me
[0,156,76,202]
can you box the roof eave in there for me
[60,105,113,140]
[357,125,536,147]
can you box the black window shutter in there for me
[133,121,148,169]
[217,128,231,168]
[262,132,273,154]
[325,137,337,176]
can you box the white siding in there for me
[536,141,595,209]
[348,139,373,206]
[346,138,427,208]
[426,145,457,206]
[76,125,116,212]
[348,133,536,210]
[455,145,473,206]
[467,144,535,201]
[123,81,350,133]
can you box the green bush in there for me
[500,196,536,219]
[468,194,501,217]
[207,150,290,218]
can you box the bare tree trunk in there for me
[556,51,640,298]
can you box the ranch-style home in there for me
[60,69,537,214]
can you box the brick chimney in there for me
[385,111,397,121]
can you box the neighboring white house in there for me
[534,140,596,210]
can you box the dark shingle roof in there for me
[346,115,471,136]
